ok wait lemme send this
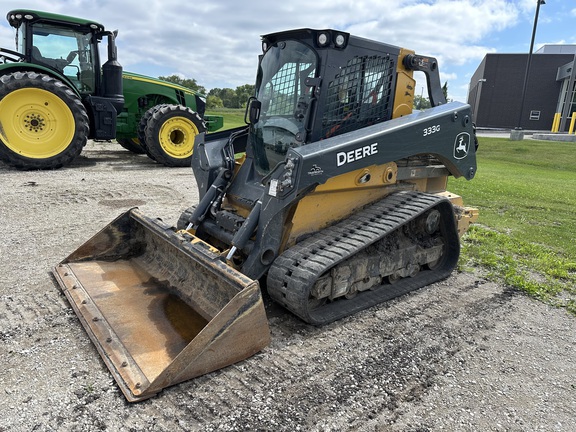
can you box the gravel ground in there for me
[1,141,575,431]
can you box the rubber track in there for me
[267,191,460,325]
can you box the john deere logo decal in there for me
[454,132,470,159]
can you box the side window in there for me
[73,33,96,93]
[32,24,95,93]
[32,29,77,69]
[323,56,395,138]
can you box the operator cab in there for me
[6,9,123,109]
[250,29,399,176]
[29,22,97,92]
[8,10,104,94]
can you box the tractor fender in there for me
[0,62,81,97]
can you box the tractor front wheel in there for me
[0,71,89,169]
[144,105,205,167]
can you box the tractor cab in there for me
[27,21,98,93]
[5,10,123,110]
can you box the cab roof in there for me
[6,9,105,33]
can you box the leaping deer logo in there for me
[454,133,470,160]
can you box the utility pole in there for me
[510,0,545,141]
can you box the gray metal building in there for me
[468,45,576,131]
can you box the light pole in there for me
[474,78,486,123]
[511,0,545,141]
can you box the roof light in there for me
[90,24,99,29]
[262,41,268,52]
[15,14,22,19]
[24,14,34,20]
[317,32,329,47]
[335,34,346,48]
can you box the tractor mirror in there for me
[245,97,261,125]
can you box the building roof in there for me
[535,44,576,55]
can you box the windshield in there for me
[251,40,317,175]
[31,23,97,93]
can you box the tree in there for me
[209,87,238,108]
[414,94,431,110]
[235,84,255,107]
[206,94,223,109]
[158,74,207,95]
[207,85,256,109]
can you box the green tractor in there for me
[0,9,223,169]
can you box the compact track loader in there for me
[53,28,478,402]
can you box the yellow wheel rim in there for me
[157,116,199,159]
[0,87,75,159]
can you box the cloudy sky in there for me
[0,1,573,103]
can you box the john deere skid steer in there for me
[53,28,478,402]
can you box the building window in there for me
[529,110,541,121]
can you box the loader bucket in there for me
[52,209,270,402]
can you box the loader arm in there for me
[280,101,475,194]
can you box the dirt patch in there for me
[1,141,575,431]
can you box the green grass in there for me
[206,108,246,131]
[449,137,576,314]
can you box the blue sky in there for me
[1,1,574,103]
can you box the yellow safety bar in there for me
[569,113,576,134]
[551,113,561,133]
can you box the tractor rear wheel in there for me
[144,104,205,167]
[0,71,88,169]
[136,105,164,161]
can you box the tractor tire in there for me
[117,137,145,154]
[144,104,206,167]
[0,71,89,170]
[136,105,164,161]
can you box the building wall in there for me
[468,53,573,130]
[468,58,486,124]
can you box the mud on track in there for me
[1,141,575,431]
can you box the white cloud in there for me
[0,0,529,101]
